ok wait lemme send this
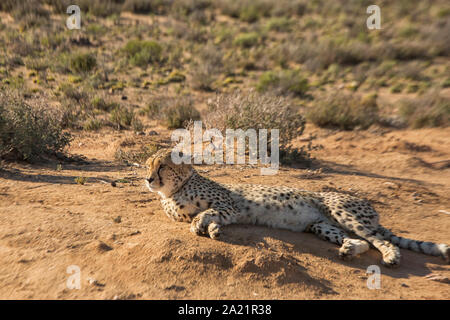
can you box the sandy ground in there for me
[0,125,449,299]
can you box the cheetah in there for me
[144,148,449,267]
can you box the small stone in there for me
[148,130,158,136]
[401,283,409,288]
[113,216,122,223]
[383,182,397,189]
[87,278,105,287]
[111,181,117,187]
[121,95,127,100]
[97,241,113,252]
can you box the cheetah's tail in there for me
[377,226,449,263]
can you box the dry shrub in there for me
[114,141,161,164]
[0,91,71,161]
[0,0,50,29]
[203,90,305,150]
[307,91,379,130]
[144,95,200,129]
[190,44,225,91]
[399,91,450,128]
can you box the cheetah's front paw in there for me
[381,248,401,268]
[190,215,222,240]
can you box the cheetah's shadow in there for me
[219,224,445,281]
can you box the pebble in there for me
[87,278,105,287]
[97,241,113,252]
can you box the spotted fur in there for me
[145,149,449,267]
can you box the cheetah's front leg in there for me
[190,208,236,240]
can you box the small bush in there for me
[218,0,272,22]
[83,118,103,131]
[233,32,260,48]
[69,53,97,74]
[114,142,160,164]
[399,92,450,128]
[74,176,88,185]
[122,40,163,68]
[91,96,118,112]
[59,84,93,129]
[307,91,379,130]
[266,17,292,32]
[77,0,123,17]
[165,104,201,129]
[204,90,305,150]
[0,91,72,161]
[144,95,200,129]
[123,0,156,14]
[1,0,50,29]
[257,69,308,96]
[110,106,135,129]
[190,44,224,91]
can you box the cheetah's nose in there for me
[147,177,154,183]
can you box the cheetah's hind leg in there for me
[307,221,370,260]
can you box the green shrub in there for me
[307,91,379,130]
[218,0,272,22]
[257,69,308,96]
[74,176,88,185]
[123,0,156,14]
[91,96,118,112]
[233,32,260,48]
[122,40,163,68]
[69,53,97,73]
[390,83,404,93]
[0,91,72,161]
[122,0,173,14]
[266,17,292,32]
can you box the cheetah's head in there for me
[144,148,193,197]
